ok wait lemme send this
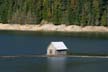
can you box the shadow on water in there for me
[47,57,66,72]
[1,30,108,39]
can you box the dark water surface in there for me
[0,33,108,72]
[0,33,108,55]
[0,57,108,72]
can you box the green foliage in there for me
[0,0,108,26]
[101,11,107,26]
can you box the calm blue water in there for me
[0,34,108,55]
[0,33,108,72]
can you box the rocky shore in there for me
[0,23,108,32]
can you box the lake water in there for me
[0,32,108,72]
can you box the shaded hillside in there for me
[0,0,108,26]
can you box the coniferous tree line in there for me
[0,0,108,26]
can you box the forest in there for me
[0,0,108,26]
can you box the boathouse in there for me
[47,41,68,55]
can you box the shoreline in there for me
[0,23,108,32]
[0,55,108,59]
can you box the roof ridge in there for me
[51,41,68,50]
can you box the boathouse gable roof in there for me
[51,42,68,50]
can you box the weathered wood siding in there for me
[47,44,56,55]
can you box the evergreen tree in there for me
[0,0,108,26]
